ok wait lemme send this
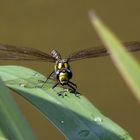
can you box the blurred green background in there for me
[0,0,140,140]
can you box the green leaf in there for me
[0,65,133,140]
[89,11,140,103]
[0,74,36,140]
[0,129,7,140]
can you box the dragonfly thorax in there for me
[54,59,70,71]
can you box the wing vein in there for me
[67,41,140,62]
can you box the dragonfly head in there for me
[57,69,72,85]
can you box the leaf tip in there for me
[88,10,97,21]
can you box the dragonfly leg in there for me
[52,81,60,89]
[40,71,54,88]
[67,81,80,97]
[67,82,77,92]
[68,81,77,89]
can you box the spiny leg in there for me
[67,82,76,92]
[40,71,54,88]
[68,81,77,89]
[52,82,70,97]
[52,81,65,96]
[52,81,60,89]
[68,81,80,97]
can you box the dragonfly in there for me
[0,41,140,93]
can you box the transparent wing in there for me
[67,41,140,62]
[0,43,55,62]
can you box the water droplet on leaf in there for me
[33,72,39,77]
[78,129,89,137]
[94,117,103,123]
[60,120,64,124]
[19,83,25,87]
